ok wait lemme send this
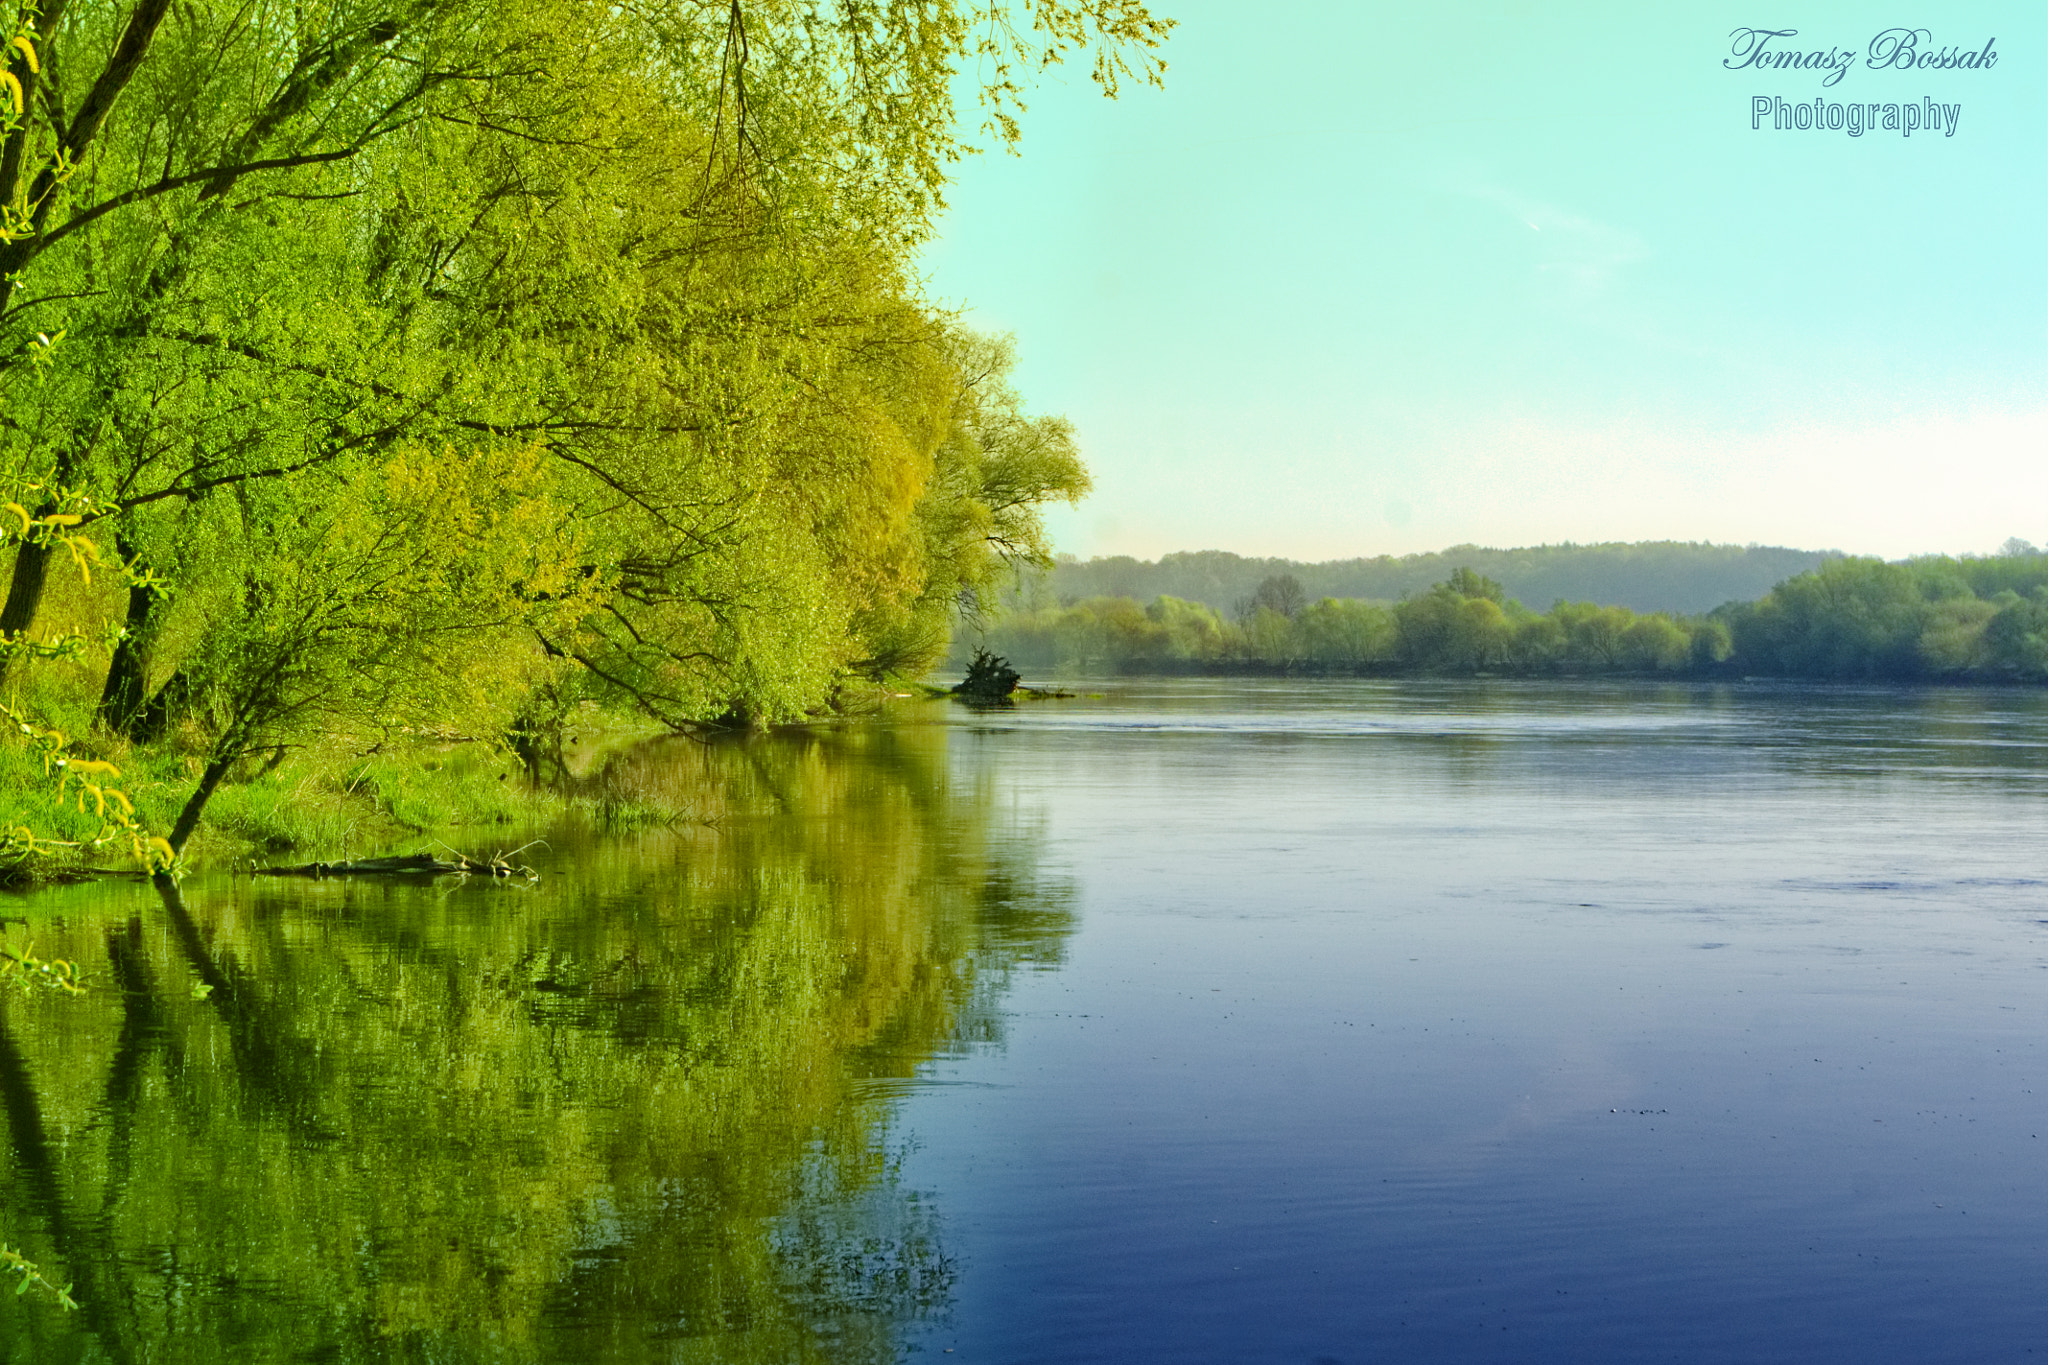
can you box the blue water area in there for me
[889,679,2048,1364]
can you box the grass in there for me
[3,701,713,884]
[191,744,574,863]
[0,571,693,882]
[1,719,176,884]
[577,738,705,832]
[4,729,568,881]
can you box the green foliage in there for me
[968,550,2048,684]
[1724,551,2048,681]
[0,0,1163,854]
[1445,567,1505,604]
[189,744,564,855]
[0,701,175,880]
[0,1247,75,1312]
[0,939,84,996]
[1294,597,1396,666]
[0,476,111,672]
[1238,573,1305,620]
[1394,586,1509,670]
[848,332,1090,681]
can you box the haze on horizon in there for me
[921,1,2048,566]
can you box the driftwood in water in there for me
[251,848,538,880]
[252,853,457,878]
[949,650,1075,704]
[952,648,1021,703]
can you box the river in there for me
[2,679,2045,1362]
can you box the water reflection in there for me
[0,724,1069,1361]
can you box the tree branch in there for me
[30,146,363,259]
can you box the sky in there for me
[918,2,2048,562]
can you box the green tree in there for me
[1551,601,1631,668]
[1732,558,1930,678]
[1395,578,1510,670]
[1983,589,2048,677]
[1619,614,1690,671]
[1293,597,1393,666]
[1146,595,1228,660]
[1688,617,1734,668]
[0,0,563,670]
[1237,605,1299,663]
[1915,596,1998,675]
[1508,612,1565,670]
[850,331,1089,682]
[1445,566,1506,604]
[152,444,588,853]
[0,0,1172,852]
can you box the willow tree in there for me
[0,0,1169,841]
[0,0,550,669]
[847,330,1090,680]
[271,0,1148,729]
[148,444,589,855]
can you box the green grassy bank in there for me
[1,712,701,888]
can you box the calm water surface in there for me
[3,680,2045,1362]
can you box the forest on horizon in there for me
[1027,541,1834,618]
[964,543,2048,684]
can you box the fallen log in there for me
[253,853,456,878]
[251,848,539,880]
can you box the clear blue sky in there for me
[920,1,2047,561]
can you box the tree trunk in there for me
[0,534,52,686]
[167,748,238,856]
[98,539,158,734]
[131,667,193,744]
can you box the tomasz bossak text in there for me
[1727,28,1994,138]
[1725,28,1998,87]
[1751,95,1959,138]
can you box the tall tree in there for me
[0,0,1170,848]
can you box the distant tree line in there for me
[1026,542,1833,618]
[1722,546,2048,681]
[965,544,2048,683]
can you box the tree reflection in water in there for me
[0,723,1070,1362]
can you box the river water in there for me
[2,679,2045,1362]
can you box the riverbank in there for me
[1,716,695,888]
[4,678,1024,888]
